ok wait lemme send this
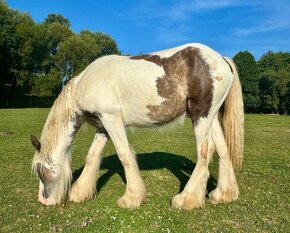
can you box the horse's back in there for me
[75,55,167,125]
[75,44,233,126]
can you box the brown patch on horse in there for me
[214,76,223,81]
[82,111,103,128]
[131,54,163,66]
[130,47,213,124]
[184,48,213,124]
[36,163,55,185]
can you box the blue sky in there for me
[6,0,290,59]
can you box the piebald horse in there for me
[31,43,244,210]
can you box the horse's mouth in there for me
[38,181,56,205]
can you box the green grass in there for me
[0,109,289,232]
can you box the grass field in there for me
[0,109,289,232]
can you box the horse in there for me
[31,43,244,210]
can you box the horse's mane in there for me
[40,79,80,161]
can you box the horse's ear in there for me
[31,135,41,151]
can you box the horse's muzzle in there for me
[38,180,56,205]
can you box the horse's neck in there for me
[41,82,82,162]
[47,113,80,155]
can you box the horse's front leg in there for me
[100,113,146,209]
[69,132,108,203]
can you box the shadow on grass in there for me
[73,152,217,195]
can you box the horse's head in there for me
[31,135,71,205]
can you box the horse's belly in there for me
[123,102,187,127]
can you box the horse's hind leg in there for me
[100,113,146,209]
[70,132,108,203]
[172,117,214,210]
[209,116,239,204]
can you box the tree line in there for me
[234,51,290,115]
[1,1,290,114]
[0,1,119,107]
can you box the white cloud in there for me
[156,23,192,45]
[118,0,290,57]
[121,0,242,21]
[233,20,290,37]
[232,2,290,37]
[168,0,235,20]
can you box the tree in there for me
[30,68,61,98]
[27,16,74,99]
[93,31,120,56]
[276,69,290,114]
[259,70,280,113]
[14,16,62,103]
[43,13,71,27]
[0,1,33,106]
[258,51,290,114]
[259,51,290,72]
[44,16,73,57]
[0,1,119,107]
[233,51,260,113]
[56,30,119,84]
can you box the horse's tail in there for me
[222,57,244,170]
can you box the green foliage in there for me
[0,110,289,232]
[259,70,280,113]
[30,68,62,98]
[56,30,120,83]
[233,51,260,112]
[0,1,23,105]
[258,51,290,72]
[0,1,119,108]
[257,51,290,114]
[44,13,71,27]
[234,50,290,114]
[1,1,289,113]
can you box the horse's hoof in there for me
[69,183,95,203]
[171,192,205,210]
[208,186,239,204]
[117,192,146,209]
